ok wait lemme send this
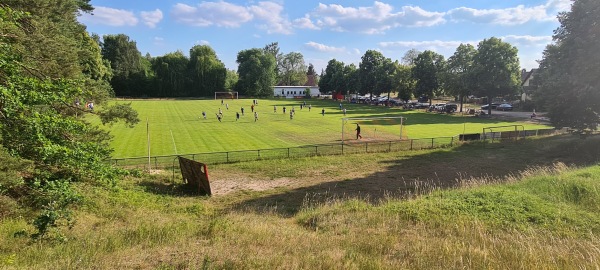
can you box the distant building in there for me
[273,86,321,98]
[521,68,538,101]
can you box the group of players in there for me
[201,99,362,139]
[201,99,332,122]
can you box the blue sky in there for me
[78,0,571,73]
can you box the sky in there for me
[78,0,572,73]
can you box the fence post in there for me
[431,138,434,148]
[315,145,318,155]
[341,143,344,155]
[258,149,260,158]
[451,136,454,147]
[410,139,413,150]
[287,148,290,158]
[226,152,229,163]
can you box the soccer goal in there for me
[341,116,407,143]
[482,125,525,144]
[214,91,238,100]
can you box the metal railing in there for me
[110,136,458,169]
[109,128,559,170]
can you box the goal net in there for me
[342,116,407,143]
[482,125,525,143]
[214,91,238,100]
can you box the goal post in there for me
[341,116,407,143]
[482,125,525,143]
[214,91,238,100]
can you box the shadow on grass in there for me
[232,134,600,216]
[138,180,210,197]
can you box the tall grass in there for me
[1,135,600,269]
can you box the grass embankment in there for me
[89,99,547,158]
[1,135,600,269]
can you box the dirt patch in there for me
[210,176,297,195]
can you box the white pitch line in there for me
[170,129,178,155]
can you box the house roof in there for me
[521,68,538,86]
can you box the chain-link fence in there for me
[110,128,560,170]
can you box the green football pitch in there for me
[87,98,548,158]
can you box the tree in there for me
[412,50,446,105]
[343,64,359,96]
[279,52,307,86]
[101,34,149,96]
[0,3,138,238]
[472,37,520,115]
[359,50,389,98]
[224,69,239,91]
[263,42,283,82]
[401,49,422,66]
[392,62,415,102]
[188,45,226,96]
[319,59,345,94]
[235,48,276,97]
[445,44,477,112]
[151,51,189,97]
[535,0,599,131]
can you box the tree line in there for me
[99,37,316,98]
[319,38,521,114]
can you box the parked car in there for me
[480,103,500,110]
[497,103,513,111]
[444,104,458,113]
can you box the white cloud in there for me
[171,2,253,27]
[249,1,293,34]
[80,6,138,26]
[447,0,571,26]
[294,15,320,30]
[140,9,163,28]
[379,40,476,49]
[304,41,346,53]
[195,40,210,45]
[171,1,293,34]
[298,1,445,34]
[501,35,552,46]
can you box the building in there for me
[273,86,321,98]
[521,68,538,101]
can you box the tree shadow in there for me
[231,134,600,216]
[137,180,209,197]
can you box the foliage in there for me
[319,59,345,94]
[535,0,600,131]
[412,50,446,104]
[235,48,276,97]
[0,2,138,238]
[188,45,227,96]
[445,44,477,111]
[358,50,394,97]
[279,52,307,86]
[151,51,189,97]
[100,34,150,97]
[392,63,415,101]
[472,37,520,114]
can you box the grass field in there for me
[88,98,548,158]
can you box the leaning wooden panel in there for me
[178,156,211,196]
